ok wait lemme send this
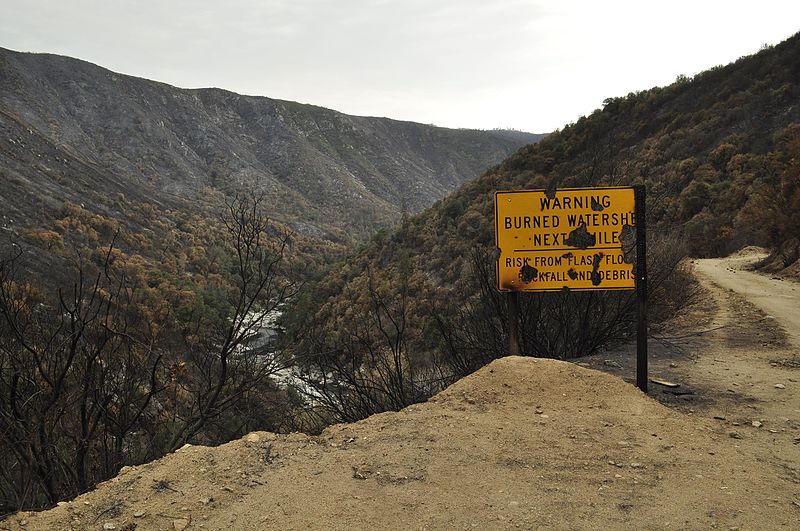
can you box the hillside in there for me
[346,31,800,278]
[285,33,800,380]
[0,46,544,513]
[0,46,542,254]
[14,353,800,530]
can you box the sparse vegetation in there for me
[280,31,800,425]
[1,29,800,517]
[0,196,299,512]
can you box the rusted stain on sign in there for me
[495,187,636,292]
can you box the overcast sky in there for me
[2,1,799,132]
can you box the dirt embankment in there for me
[8,252,800,530]
[753,240,800,281]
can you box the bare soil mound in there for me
[729,245,770,259]
[12,357,798,530]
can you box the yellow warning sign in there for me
[495,187,636,292]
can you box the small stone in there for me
[614,474,623,479]
[173,518,190,531]
[246,433,261,443]
[540,414,549,419]
[752,421,763,428]
[134,510,146,518]
[775,384,786,389]
[630,463,643,468]
[729,432,742,439]
[103,524,116,530]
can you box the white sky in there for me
[2,1,799,132]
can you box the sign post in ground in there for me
[634,185,647,393]
[507,291,521,356]
[494,186,648,392]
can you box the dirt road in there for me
[687,251,800,485]
[587,248,800,517]
[694,250,800,346]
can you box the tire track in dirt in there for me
[687,254,800,487]
[693,251,800,348]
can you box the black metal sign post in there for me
[634,185,648,393]
[508,291,521,356]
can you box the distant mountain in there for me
[0,47,544,252]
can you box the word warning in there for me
[495,187,636,292]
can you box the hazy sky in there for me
[2,1,799,132]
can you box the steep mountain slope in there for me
[308,31,800,295]
[0,47,543,248]
[286,33,800,380]
[0,49,541,507]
